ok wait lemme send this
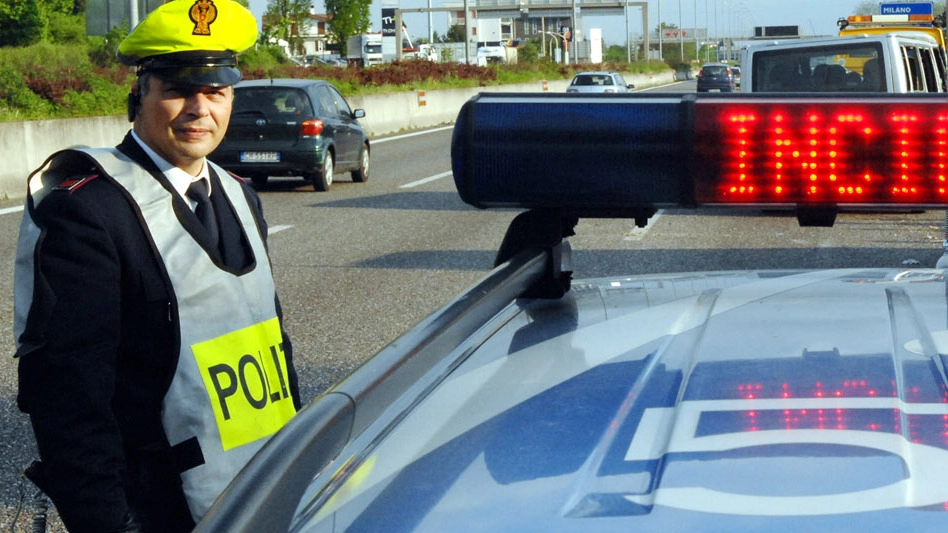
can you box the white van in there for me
[742,32,947,93]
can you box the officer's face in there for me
[133,75,233,176]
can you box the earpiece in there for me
[127,91,140,122]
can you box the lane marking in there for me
[372,125,454,144]
[0,205,23,216]
[400,171,452,189]
[624,209,663,241]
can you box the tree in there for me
[852,1,878,14]
[263,0,312,56]
[0,0,88,47]
[324,0,371,50]
[517,39,540,64]
[0,0,45,47]
[604,44,627,63]
[446,24,466,43]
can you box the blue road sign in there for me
[880,2,934,15]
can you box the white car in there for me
[567,71,634,93]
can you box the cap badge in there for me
[189,0,218,36]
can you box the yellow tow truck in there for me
[838,13,946,50]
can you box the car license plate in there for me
[240,151,280,163]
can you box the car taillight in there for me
[300,119,324,136]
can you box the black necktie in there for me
[186,179,219,248]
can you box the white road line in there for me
[400,171,452,189]
[0,205,23,216]
[373,125,454,144]
[624,210,663,241]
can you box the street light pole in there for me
[129,0,139,28]
[544,31,567,63]
[463,0,470,64]
[571,0,576,64]
[694,0,698,62]
[678,0,684,61]
[658,0,663,60]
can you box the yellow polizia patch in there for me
[192,317,296,450]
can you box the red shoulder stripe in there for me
[54,174,100,194]
[225,170,247,184]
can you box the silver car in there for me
[566,71,634,93]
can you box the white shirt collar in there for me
[130,130,211,200]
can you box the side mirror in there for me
[354,109,366,119]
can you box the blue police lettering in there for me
[206,342,289,420]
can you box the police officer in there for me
[12,1,301,531]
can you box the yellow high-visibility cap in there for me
[117,0,258,87]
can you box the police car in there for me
[196,92,948,532]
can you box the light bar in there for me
[846,14,935,24]
[451,93,948,213]
[451,94,686,210]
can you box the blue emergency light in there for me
[451,93,948,220]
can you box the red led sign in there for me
[693,99,948,205]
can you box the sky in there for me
[248,0,864,46]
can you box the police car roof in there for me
[283,268,948,532]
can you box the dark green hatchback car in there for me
[211,78,369,191]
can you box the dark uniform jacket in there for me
[15,133,301,533]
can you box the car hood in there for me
[296,268,948,532]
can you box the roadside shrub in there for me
[0,39,672,122]
[0,42,133,120]
[0,64,54,121]
[517,40,542,64]
[46,12,87,44]
[88,23,129,68]
[59,75,130,118]
[241,44,296,68]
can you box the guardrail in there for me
[0,70,674,200]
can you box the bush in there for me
[0,42,133,120]
[58,73,130,118]
[0,39,671,122]
[0,64,54,121]
[46,11,87,44]
[517,40,541,64]
[88,23,129,68]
